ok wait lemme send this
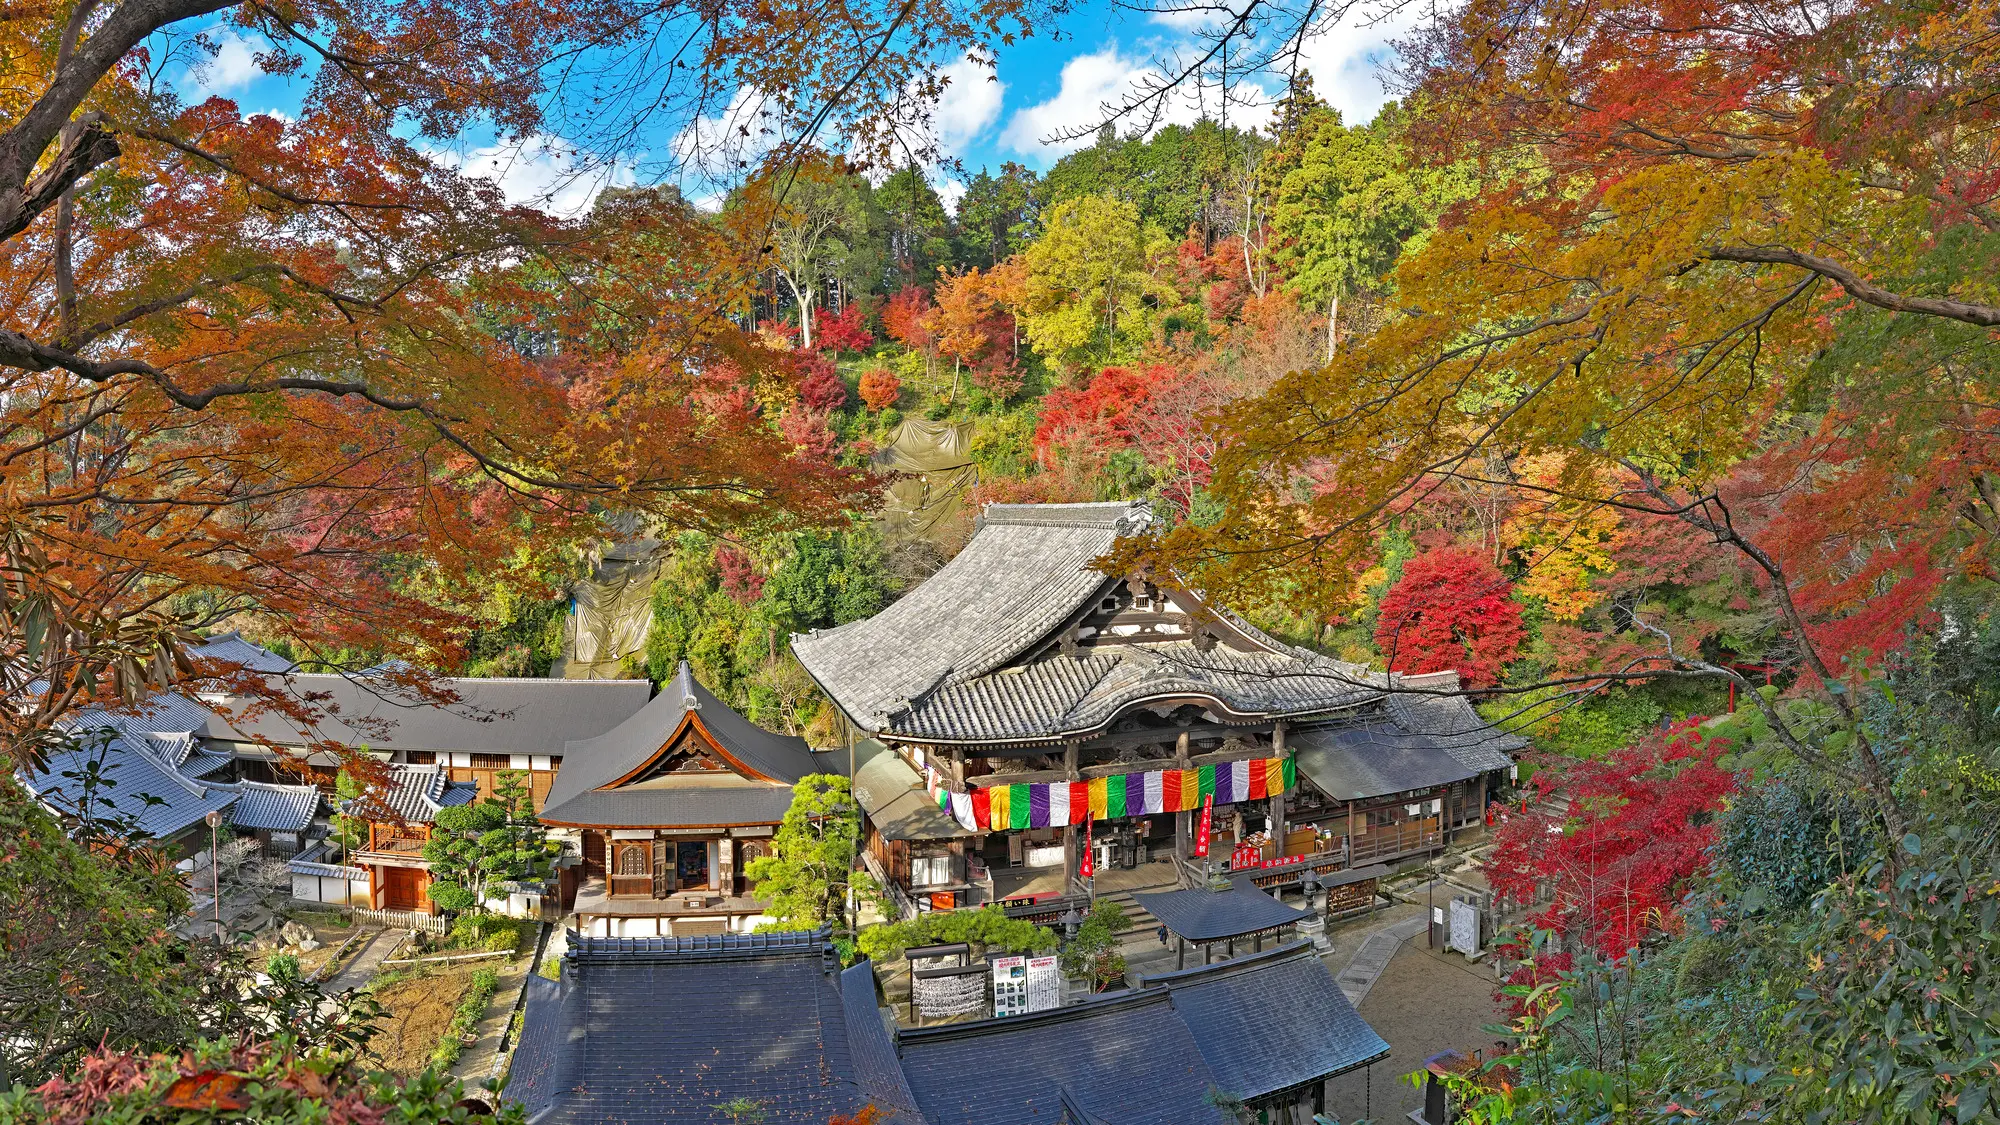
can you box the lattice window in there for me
[615,843,650,876]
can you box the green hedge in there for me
[856,905,1056,962]
[427,968,500,1071]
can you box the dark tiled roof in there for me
[536,783,796,829]
[793,503,1149,733]
[227,780,323,832]
[900,943,1388,1125]
[1149,943,1391,1100]
[508,930,905,1124]
[839,962,924,1120]
[897,988,1218,1125]
[1133,878,1313,943]
[1290,724,1480,801]
[542,662,826,824]
[202,673,651,754]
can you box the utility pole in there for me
[205,809,224,945]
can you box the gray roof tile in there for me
[795,501,1387,743]
[1156,943,1391,1100]
[542,663,827,824]
[793,503,1148,731]
[203,674,651,755]
[22,737,235,842]
[537,784,797,829]
[507,930,901,1124]
[190,632,292,673]
[898,942,1384,1125]
[1133,878,1314,942]
[346,764,476,823]
[227,780,323,832]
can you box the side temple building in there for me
[793,501,1524,912]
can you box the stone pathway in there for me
[326,928,403,993]
[1333,914,1429,1005]
[451,959,531,1087]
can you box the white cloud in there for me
[933,58,1006,156]
[433,135,636,217]
[937,178,968,213]
[185,30,264,98]
[1000,49,1202,165]
[1293,2,1414,124]
[672,86,786,178]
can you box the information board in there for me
[991,955,1028,1017]
[1448,898,1482,957]
[1025,955,1061,1013]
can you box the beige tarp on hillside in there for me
[553,538,664,680]
[872,418,978,541]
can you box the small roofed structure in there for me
[897,941,1390,1125]
[1135,875,1314,969]
[343,764,479,914]
[540,662,836,938]
[226,779,325,855]
[507,929,922,1125]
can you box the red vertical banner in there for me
[1080,817,1095,878]
[1192,793,1214,858]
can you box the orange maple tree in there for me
[0,0,1094,763]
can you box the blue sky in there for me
[172,0,1408,215]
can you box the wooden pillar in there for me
[1270,722,1288,857]
[1177,937,1186,971]
[1062,743,1081,896]
[1173,731,1194,877]
[950,746,966,788]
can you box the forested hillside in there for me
[461,81,1723,759]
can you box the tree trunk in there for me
[1325,290,1339,363]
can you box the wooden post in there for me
[1173,732,1194,882]
[1270,722,1288,857]
[1062,742,1081,896]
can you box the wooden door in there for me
[381,865,426,911]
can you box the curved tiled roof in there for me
[1134,877,1314,942]
[792,502,1149,731]
[346,764,477,823]
[881,643,1382,743]
[540,662,826,827]
[227,780,324,832]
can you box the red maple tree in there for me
[815,304,876,354]
[1487,722,1738,961]
[1372,548,1526,688]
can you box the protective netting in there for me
[913,965,991,1020]
[871,418,978,542]
[553,538,664,680]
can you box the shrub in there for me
[428,967,500,1071]
[856,905,1055,962]
[858,366,901,412]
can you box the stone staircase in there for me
[1100,889,1160,934]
